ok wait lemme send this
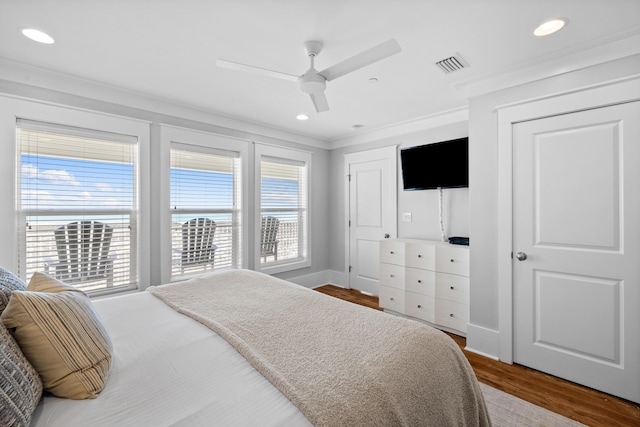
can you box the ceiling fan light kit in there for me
[217,38,402,113]
[298,68,326,94]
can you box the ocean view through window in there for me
[170,144,242,278]
[258,151,309,270]
[17,120,139,292]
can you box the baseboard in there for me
[465,323,500,360]
[284,270,329,288]
[285,269,348,289]
[326,270,349,288]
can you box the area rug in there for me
[481,383,585,426]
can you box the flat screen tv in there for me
[400,137,468,190]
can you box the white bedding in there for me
[30,291,312,427]
[148,270,489,426]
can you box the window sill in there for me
[89,285,140,299]
[259,258,311,275]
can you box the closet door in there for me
[512,101,640,403]
[346,147,397,295]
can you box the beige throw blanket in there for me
[148,269,491,426]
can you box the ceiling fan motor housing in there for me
[298,70,326,94]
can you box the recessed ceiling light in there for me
[20,27,55,44]
[296,114,309,121]
[351,124,364,130]
[533,18,568,37]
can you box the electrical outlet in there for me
[402,212,412,222]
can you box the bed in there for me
[2,268,490,426]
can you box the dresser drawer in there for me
[405,242,436,270]
[379,239,471,335]
[435,299,469,333]
[435,273,469,304]
[405,267,435,295]
[379,285,405,314]
[379,263,405,289]
[405,292,435,322]
[436,246,469,276]
[380,240,406,265]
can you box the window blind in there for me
[260,156,308,264]
[16,119,138,292]
[170,143,241,278]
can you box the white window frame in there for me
[0,96,151,292]
[254,142,311,274]
[159,124,249,284]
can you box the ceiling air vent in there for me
[434,54,468,74]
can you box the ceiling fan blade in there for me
[216,59,299,82]
[310,91,329,112]
[319,39,402,82]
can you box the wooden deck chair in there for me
[44,220,115,287]
[260,216,280,262]
[180,218,217,272]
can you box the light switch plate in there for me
[402,212,412,222]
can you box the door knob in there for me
[516,252,527,261]
[384,233,390,239]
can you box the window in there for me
[160,125,248,282]
[16,119,141,293]
[255,144,311,272]
[170,144,242,278]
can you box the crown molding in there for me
[328,106,469,149]
[454,31,640,100]
[0,58,328,149]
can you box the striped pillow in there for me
[0,323,43,427]
[0,273,113,399]
[26,271,85,294]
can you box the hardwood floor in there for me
[314,284,640,427]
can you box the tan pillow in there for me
[27,271,84,294]
[0,273,112,399]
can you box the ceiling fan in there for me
[216,39,402,113]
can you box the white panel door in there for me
[347,147,397,295]
[512,101,640,403]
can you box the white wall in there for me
[466,53,640,357]
[328,121,469,275]
[399,187,468,241]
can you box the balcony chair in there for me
[178,218,217,273]
[44,220,115,287]
[260,216,280,262]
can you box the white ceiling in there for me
[1,0,639,143]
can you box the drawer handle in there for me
[390,297,395,301]
[390,274,395,278]
[417,304,422,308]
[390,251,395,254]
[450,286,454,290]
[450,258,455,263]
[417,280,422,283]
[418,254,422,258]
[449,313,455,317]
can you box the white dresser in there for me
[379,239,469,336]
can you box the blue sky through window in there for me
[170,168,233,210]
[261,177,299,209]
[21,154,133,210]
[22,155,300,222]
